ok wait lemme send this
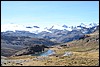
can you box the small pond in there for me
[31,50,55,56]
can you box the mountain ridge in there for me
[1,23,99,43]
[1,23,99,33]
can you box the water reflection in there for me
[40,50,55,56]
[31,50,55,56]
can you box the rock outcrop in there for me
[12,45,48,56]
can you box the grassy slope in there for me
[1,31,99,66]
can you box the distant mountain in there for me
[62,25,68,28]
[1,23,99,57]
[26,26,32,28]
[1,23,99,33]
[1,23,99,43]
[1,30,37,38]
[33,26,40,28]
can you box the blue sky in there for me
[1,1,99,27]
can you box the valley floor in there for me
[1,46,99,66]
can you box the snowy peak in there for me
[1,23,52,34]
[26,26,32,28]
[47,24,72,31]
[50,24,65,30]
[79,23,98,28]
[1,23,99,34]
[33,26,40,28]
[62,25,68,28]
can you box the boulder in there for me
[63,52,73,56]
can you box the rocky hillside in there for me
[1,30,99,66]
[12,45,49,56]
[62,28,99,52]
[1,35,57,57]
[1,24,99,57]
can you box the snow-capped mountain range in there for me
[1,23,99,43]
[1,23,99,34]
